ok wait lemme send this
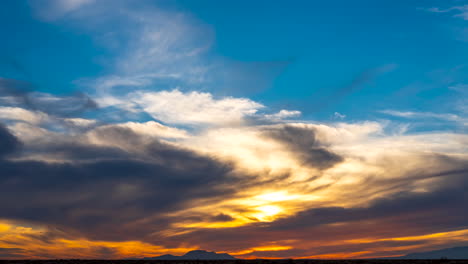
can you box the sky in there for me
[0,0,467,259]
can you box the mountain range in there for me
[145,250,237,260]
[143,246,468,260]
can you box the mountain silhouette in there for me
[395,246,468,259]
[145,250,237,260]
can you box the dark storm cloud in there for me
[0,124,239,242]
[0,78,97,117]
[0,124,21,158]
[26,141,132,161]
[263,125,342,169]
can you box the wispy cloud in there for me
[380,110,464,122]
[28,0,95,20]
[30,0,214,95]
[423,4,468,20]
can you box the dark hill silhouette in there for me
[145,250,237,260]
[395,246,468,259]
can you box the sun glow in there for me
[253,191,299,203]
[252,205,282,222]
[0,222,11,233]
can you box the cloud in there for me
[424,5,468,20]
[271,162,468,232]
[121,89,264,126]
[105,121,189,139]
[380,110,459,120]
[380,110,467,126]
[0,124,21,158]
[0,123,242,244]
[0,107,49,124]
[1,75,466,259]
[28,0,95,20]
[28,0,94,21]
[449,83,468,93]
[264,110,301,121]
[210,213,235,222]
[0,78,97,117]
[27,92,97,117]
[449,84,468,115]
[1,108,468,258]
[163,157,468,258]
[62,117,97,128]
[32,0,215,95]
[333,112,346,120]
[30,0,291,106]
[96,88,304,126]
[262,124,343,169]
[0,248,25,259]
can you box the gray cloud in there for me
[0,124,21,158]
[210,213,235,222]
[263,125,343,169]
[0,124,239,243]
[0,78,97,117]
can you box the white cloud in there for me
[110,121,189,139]
[264,110,301,120]
[0,107,49,124]
[62,117,97,127]
[0,106,99,136]
[128,89,264,125]
[304,121,384,145]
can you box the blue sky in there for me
[2,0,468,127]
[1,0,468,259]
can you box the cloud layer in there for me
[1,80,467,258]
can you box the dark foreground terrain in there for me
[1,260,468,264]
